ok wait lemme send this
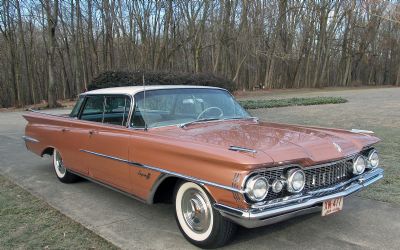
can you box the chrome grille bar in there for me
[256,158,354,202]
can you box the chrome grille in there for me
[304,160,352,191]
[255,158,354,201]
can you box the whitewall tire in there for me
[53,149,79,183]
[174,181,236,248]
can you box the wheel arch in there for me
[41,147,55,157]
[148,175,215,204]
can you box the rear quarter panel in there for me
[23,113,66,156]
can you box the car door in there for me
[61,96,92,175]
[81,95,133,192]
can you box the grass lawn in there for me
[0,87,398,249]
[243,87,400,205]
[355,126,400,204]
[239,96,347,109]
[0,174,117,250]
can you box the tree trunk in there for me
[44,0,59,108]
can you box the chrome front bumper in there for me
[214,168,384,228]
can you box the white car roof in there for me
[82,85,224,96]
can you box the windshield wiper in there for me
[222,116,259,122]
[179,118,221,128]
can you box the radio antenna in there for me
[142,73,148,131]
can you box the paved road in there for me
[1,88,400,249]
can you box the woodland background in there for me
[1,0,399,108]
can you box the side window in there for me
[81,96,105,122]
[80,95,131,126]
[69,96,85,118]
[103,96,131,126]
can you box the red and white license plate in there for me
[322,197,343,216]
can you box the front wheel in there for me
[53,149,79,183]
[174,181,236,248]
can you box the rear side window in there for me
[80,95,131,126]
[81,96,105,122]
[69,97,85,118]
[103,96,131,126]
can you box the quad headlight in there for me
[271,179,285,193]
[368,150,379,168]
[286,168,305,193]
[245,175,269,202]
[353,156,366,175]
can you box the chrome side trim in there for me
[229,146,257,154]
[214,167,383,228]
[79,149,244,193]
[22,135,40,143]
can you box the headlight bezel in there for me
[286,168,306,193]
[367,150,379,169]
[352,155,366,175]
[271,179,285,193]
[244,175,269,202]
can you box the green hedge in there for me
[239,97,348,109]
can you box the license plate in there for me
[322,197,343,216]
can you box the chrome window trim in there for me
[79,93,134,127]
[79,149,244,194]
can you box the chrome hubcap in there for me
[181,188,211,233]
[55,151,66,176]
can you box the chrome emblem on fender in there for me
[333,142,342,153]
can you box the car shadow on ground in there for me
[231,213,318,244]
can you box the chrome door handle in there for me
[61,128,69,132]
[89,130,97,135]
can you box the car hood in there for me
[151,120,380,166]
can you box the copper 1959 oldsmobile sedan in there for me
[23,86,383,248]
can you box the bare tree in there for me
[0,0,399,108]
[42,0,59,107]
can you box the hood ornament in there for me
[332,142,342,153]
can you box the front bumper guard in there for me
[214,167,384,228]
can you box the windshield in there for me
[131,88,250,128]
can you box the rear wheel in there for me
[174,181,236,248]
[53,149,79,183]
